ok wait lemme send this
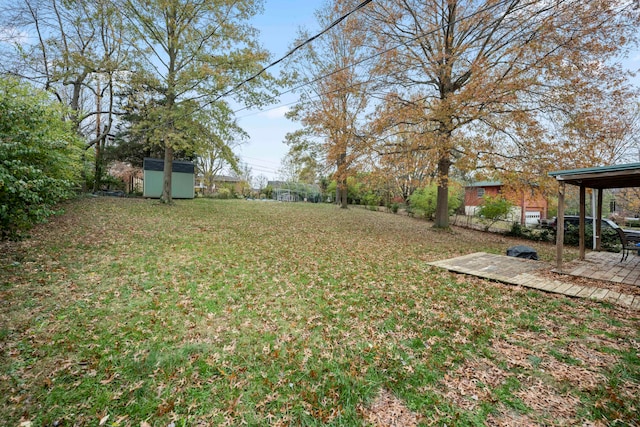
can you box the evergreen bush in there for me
[0,78,83,240]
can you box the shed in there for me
[143,157,195,199]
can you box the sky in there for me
[0,0,320,181]
[2,0,638,180]
[235,0,321,180]
[236,0,640,181]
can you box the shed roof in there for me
[548,162,640,189]
[143,157,194,174]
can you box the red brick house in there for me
[464,181,549,226]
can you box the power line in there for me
[233,0,515,116]
[240,155,282,166]
[212,0,374,103]
[138,0,516,139]
[134,0,375,135]
[241,161,279,171]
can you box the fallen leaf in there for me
[100,373,118,384]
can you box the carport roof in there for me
[548,162,640,189]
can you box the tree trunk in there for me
[160,144,174,204]
[434,156,451,228]
[93,80,102,193]
[339,183,348,209]
[161,2,178,205]
[336,151,348,208]
[93,140,102,192]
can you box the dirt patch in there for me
[358,388,422,427]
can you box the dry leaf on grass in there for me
[543,361,605,391]
[441,359,508,410]
[358,389,422,427]
[516,377,581,423]
[485,408,539,427]
[491,339,537,369]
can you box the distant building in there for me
[268,181,321,202]
[194,175,245,195]
[464,181,548,226]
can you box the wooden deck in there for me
[428,252,639,310]
[559,251,640,286]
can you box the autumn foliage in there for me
[287,0,640,225]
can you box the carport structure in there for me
[549,162,640,271]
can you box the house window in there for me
[477,188,485,197]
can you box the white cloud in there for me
[258,106,290,119]
[0,26,30,45]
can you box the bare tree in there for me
[1,0,130,189]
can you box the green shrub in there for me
[538,228,551,242]
[391,203,399,214]
[508,221,554,242]
[216,187,231,199]
[362,191,381,209]
[563,224,620,251]
[408,184,462,220]
[100,174,125,191]
[0,78,83,240]
[509,221,524,237]
[477,195,513,231]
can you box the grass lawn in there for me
[1,198,638,426]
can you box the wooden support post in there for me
[596,188,603,251]
[579,185,586,260]
[556,182,565,271]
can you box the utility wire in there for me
[138,0,516,137]
[212,0,374,103]
[134,0,375,135]
[234,0,515,117]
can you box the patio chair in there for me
[614,227,640,262]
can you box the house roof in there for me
[548,162,640,189]
[213,175,241,182]
[268,181,321,192]
[465,181,502,188]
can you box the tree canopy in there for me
[284,0,375,208]
[285,0,639,223]
[366,0,640,227]
[1,0,277,199]
[121,0,276,203]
